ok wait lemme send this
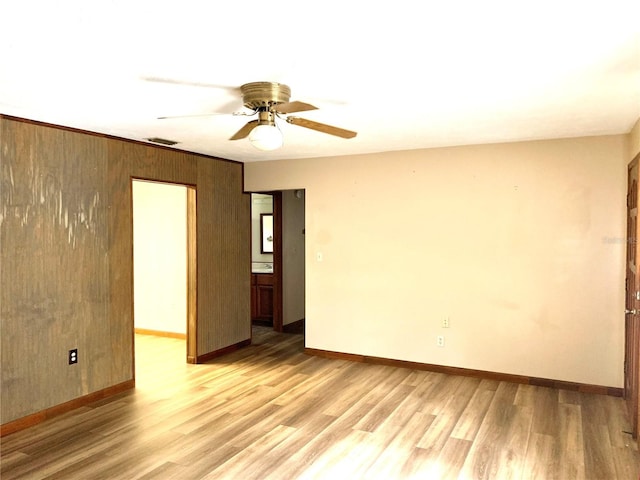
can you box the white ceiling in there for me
[2,1,639,163]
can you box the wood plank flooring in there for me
[2,326,639,479]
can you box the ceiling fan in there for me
[158,81,357,151]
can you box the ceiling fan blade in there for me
[274,101,318,114]
[158,112,225,120]
[230,120,259,140]
[158,104,253,120]
[142,76,240,93]
[286,117,357,139]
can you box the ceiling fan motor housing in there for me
[240,82,291,109]
[229,81,356,142]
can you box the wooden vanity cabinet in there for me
[251,273,274,322]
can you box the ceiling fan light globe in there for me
[249,124,283,151]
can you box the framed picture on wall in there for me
[261,213,274,253]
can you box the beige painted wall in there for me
[282,189,306,325]
[629,117,640,160]
[245,135,628,387]
[133,180,187,334]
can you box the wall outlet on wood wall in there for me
[68,349,78,365]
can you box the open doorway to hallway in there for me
[250,190,305,335]
[132,179,196,369]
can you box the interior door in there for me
[625,155,640,437]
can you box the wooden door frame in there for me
[625,153,640,437]
[130,179,197,371]
[272,191,283,332]
[186,186,197,362]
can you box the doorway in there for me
[132,179,197,364]
[250,190,305,334]
[251,192,278,329]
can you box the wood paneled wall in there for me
[197,160,252,353]
[0,116,250,424]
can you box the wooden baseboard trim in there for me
[304,348,623,397]
[134,328,187,340]
[195,338,251,364]
[0,380,135,437]
[282,318,305,334]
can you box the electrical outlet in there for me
[437,335,445,347]
[68,349,78,365]
[442,317,450,328]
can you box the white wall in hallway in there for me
[133,180,187,334]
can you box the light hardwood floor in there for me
[2,326,639,479]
